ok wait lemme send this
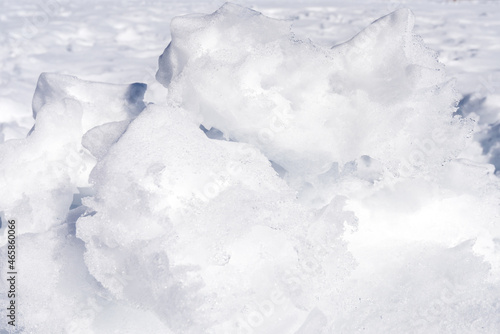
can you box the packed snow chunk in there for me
[157,4,471,181]
[76,103,354,332]
[32,72,146,133]
[0,74,147,236]
[156,3,290,87]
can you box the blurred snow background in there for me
[0,0,500,333]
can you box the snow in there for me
[32,73,146,131]
[157,4,470,185]
[1,0,500,333]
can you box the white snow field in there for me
[1,0,500,333]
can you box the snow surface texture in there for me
[1,2,500,334]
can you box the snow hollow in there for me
[0,3,499,333]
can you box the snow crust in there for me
[1,2,500,333]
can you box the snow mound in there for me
[1,3,499,334]
[157,3,470,184]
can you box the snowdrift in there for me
[1,3,499,333]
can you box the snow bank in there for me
[1,3,499,334]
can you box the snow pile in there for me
[1,3,500,333]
